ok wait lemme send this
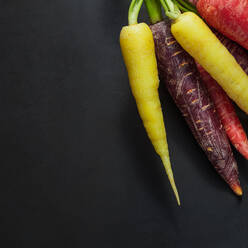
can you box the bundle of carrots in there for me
[120,0,248,205]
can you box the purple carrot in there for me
[149,19,242,195]
[213,31,248,74]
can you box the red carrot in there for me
[187,0,248,73]
[197,63,248,159]
[196,0,248,50]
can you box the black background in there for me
[1,0,248,247]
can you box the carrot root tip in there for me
[231,183,243,196]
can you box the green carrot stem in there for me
[181,0,197,10]
[173,1,189,13]
[175,0,197,12]
[145,0,163,24]
[159,0,181,20]
[128,0,144,25]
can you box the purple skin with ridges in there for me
[214,31,248,73]
[150,19,241,193]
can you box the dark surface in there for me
[1,1,248,248]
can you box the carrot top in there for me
[160,0,181,19]
[173,0,198,13]
[145,0,163,24]
[159,0,197,19]
[128,0,144,25]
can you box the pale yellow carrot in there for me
[120,23,180,205]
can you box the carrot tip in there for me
[231,184,243,196]
[176,194,181,206]
[161,156,181,206]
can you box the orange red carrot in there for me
[197,0,248,50]
[197,63,248,159]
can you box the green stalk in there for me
[173,0,191,13]
[159,0,181,20]
[145,0,163,24]
[145,0,196,24]
[181,0,197,10]
[128,0,144,25]
[175,0,197,12]
[174,0,198,14]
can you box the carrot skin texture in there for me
[150,19,241,195]
[197,0,248,50]
[171,12,248,115]
[120,23,180,204]
[197,63,248,159]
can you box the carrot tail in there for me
[228,166,242,196]
[231,183,243,196]
[161,155,180,205]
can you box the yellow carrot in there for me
[120,0,180,205]
[170,12,248,115]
